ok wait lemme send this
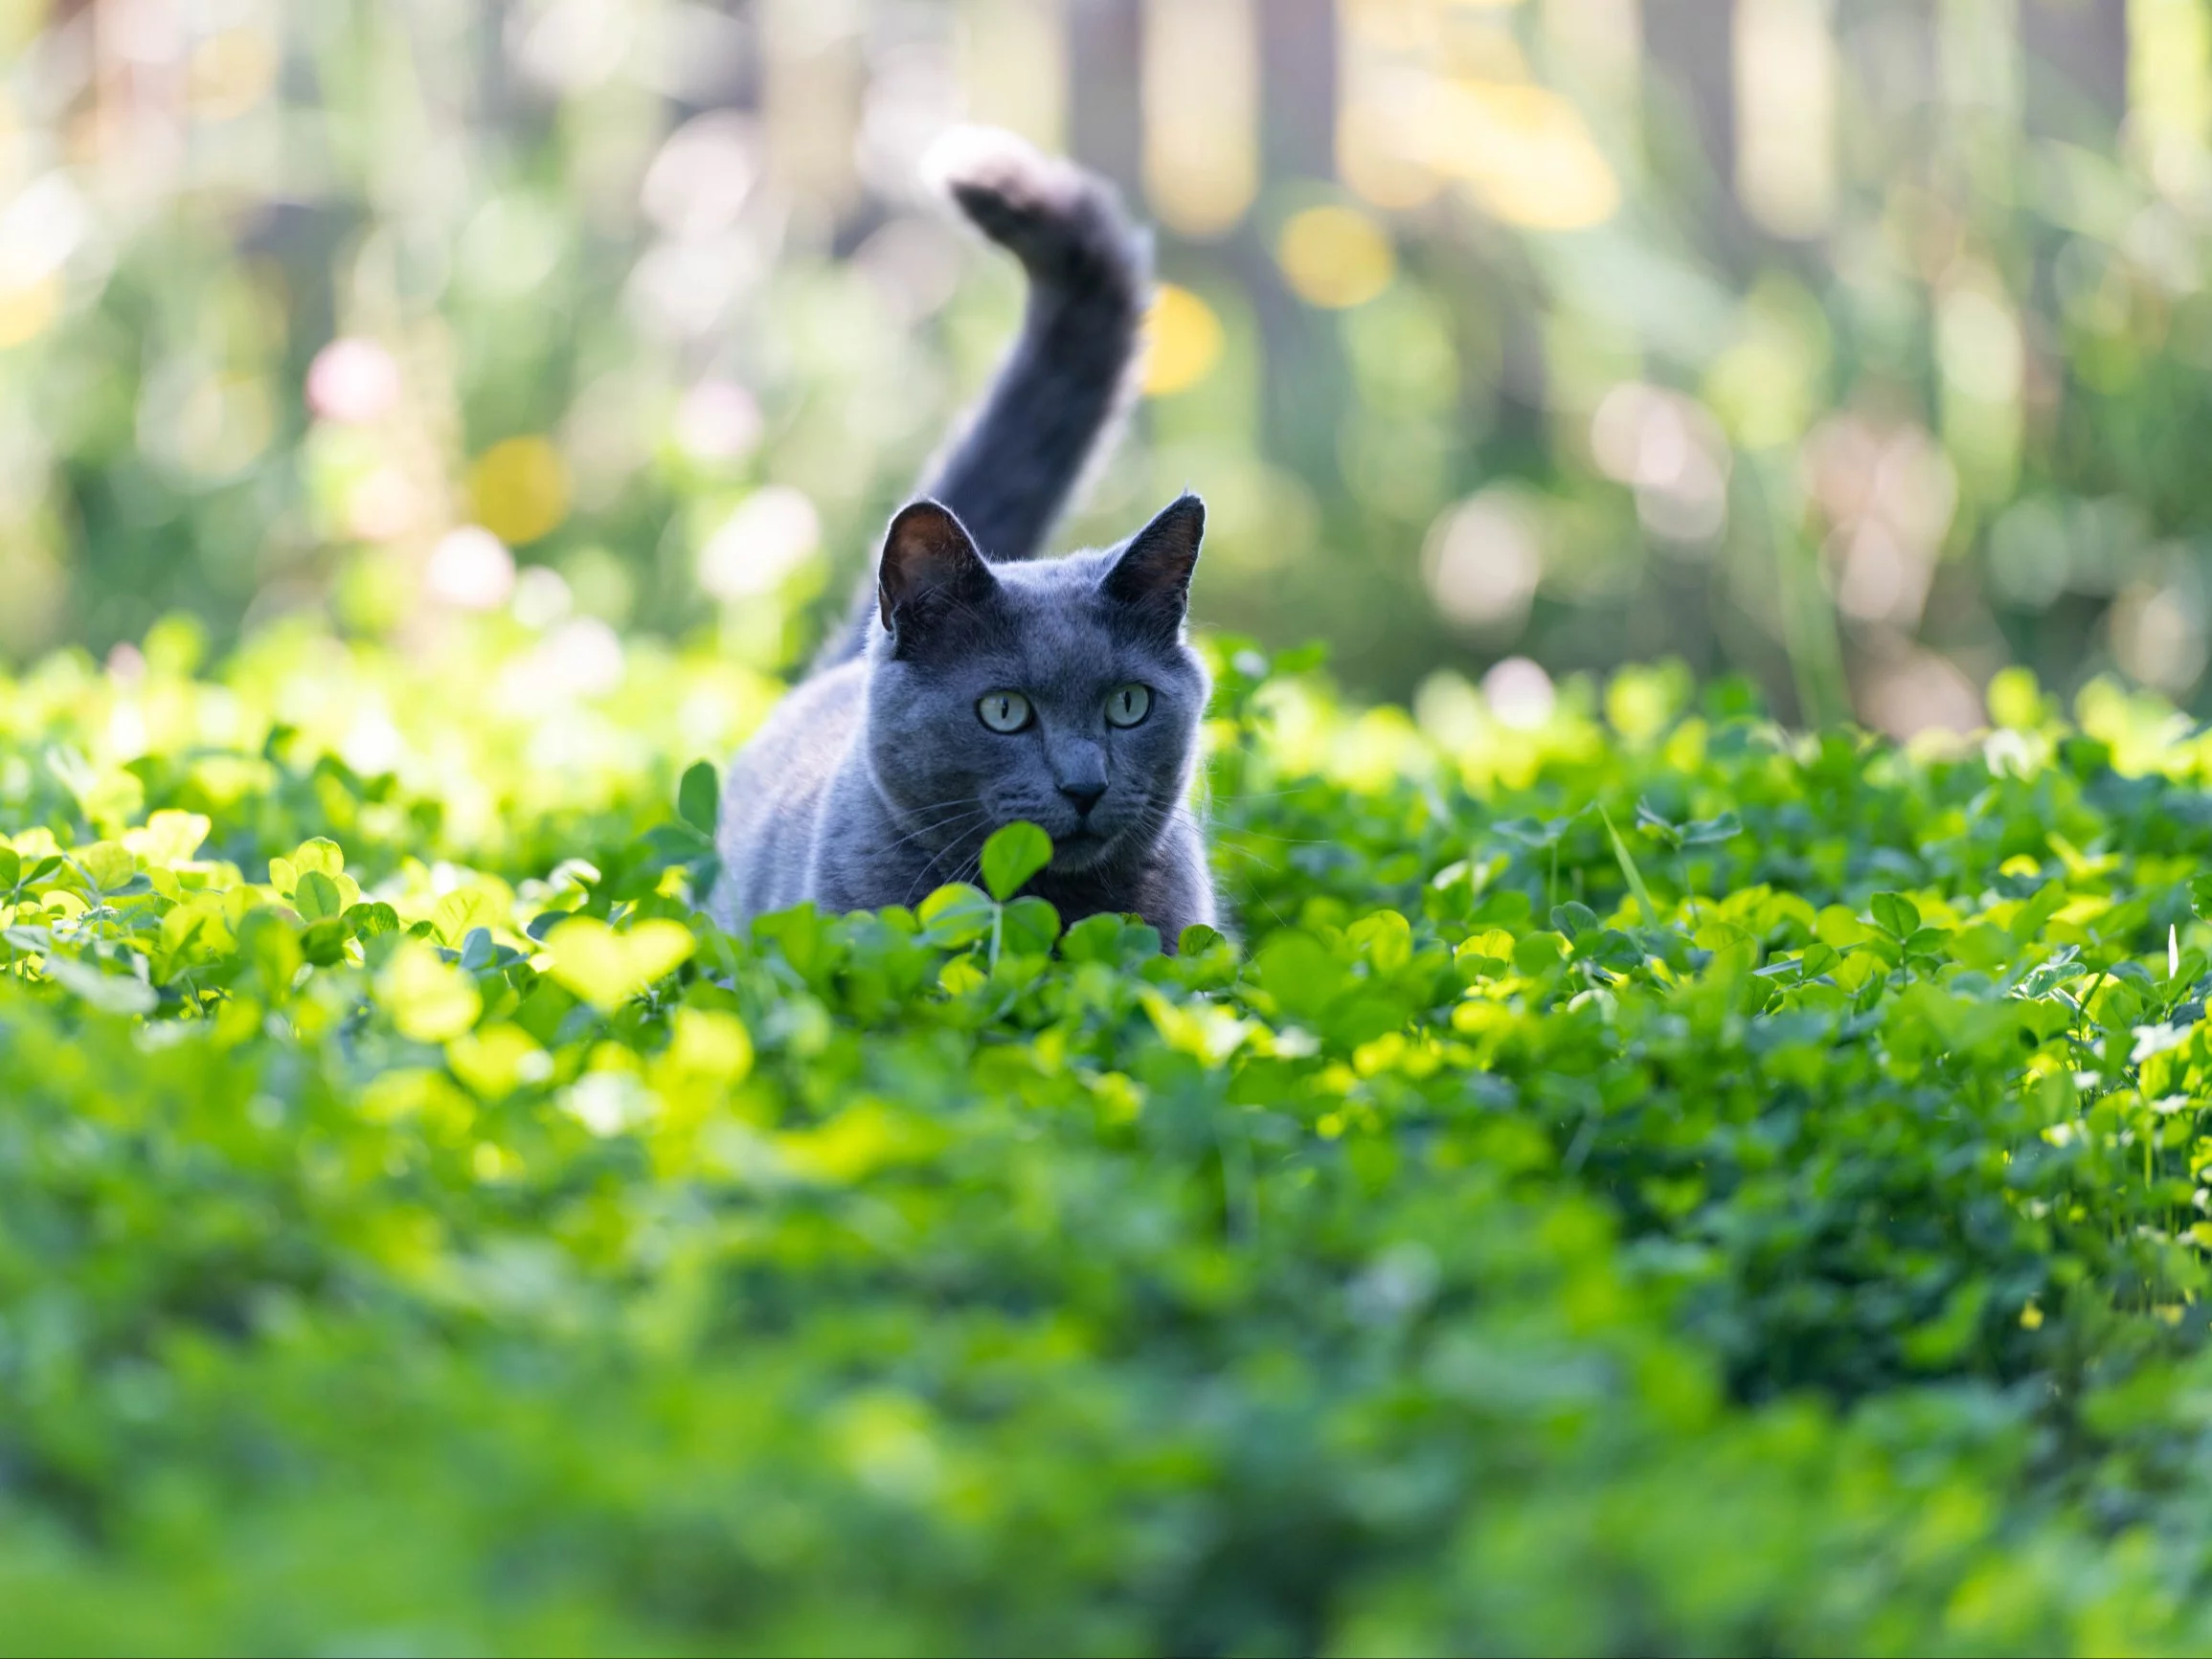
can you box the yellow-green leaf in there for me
[380,940,483,1042]
[545,916,695,1012]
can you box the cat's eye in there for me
[1104,684,1152,728]
[977,690,1033,733]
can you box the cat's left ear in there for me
[878,500,996,650]
[1102,494,1204,632]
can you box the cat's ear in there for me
[877,500,995,647]
[1101,494,1204,634]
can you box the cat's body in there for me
[711,130,1219,945]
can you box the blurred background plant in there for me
[4,0,2211,733]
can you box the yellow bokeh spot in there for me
[1142,283,1225,397]
[1428,81,1619,231]
[0,274,60,348]
[1277,205,1396,310]
[467,436,571,546]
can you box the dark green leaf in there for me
[1635,800,1682,847]
[1550,902,1601,938]
[301,918,350,967]
[1681,812,1743,846]
[1000,896,1061,955]
[1177,923,1227,956]
[918,884,996,949]
[345,902,401,939]
[1255,930,1342,1020]
[1870,892,1920,940]
[980,820,1052,902]
[678,760,720,837]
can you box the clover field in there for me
[11,619,2212,1654]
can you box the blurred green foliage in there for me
[11,617,2212,1648]
[12,0,2212,730]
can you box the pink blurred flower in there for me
[306,338,402,425]
[673,379,762,463]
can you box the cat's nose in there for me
[1059,780,1106,818]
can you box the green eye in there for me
[1105,684,1152,728]
[977,691,1033,733]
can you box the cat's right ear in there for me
[1101,493,1204,636]
[877,501,995,649]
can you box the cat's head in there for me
[862,495,1208,881]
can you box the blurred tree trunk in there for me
[1643,0,1737,190]
[1248,0,1341,482]
[1259,0,1334,180]
[1070,0,1142,195]
[1642,0,1754,262]
[2020,0,2126,139]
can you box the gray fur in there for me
[712,131,1219,946]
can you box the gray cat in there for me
[711,130,1219,947]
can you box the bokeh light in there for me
[468,437,573,549]
[697,486,824,603]
[1277,206,1397,310]
[1142,283,1226,396]
[1422,490,1543,636]
[425,527,518,613]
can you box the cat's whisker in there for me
[893,833,996,906]
[880,801,992,857]
[1201,784,1332,801]
[888,821,992,862]
[1204,843,1295,930]
[888,794,991,825]
[886,796,992,828]
[904,835,992,908]
[1213,841,1284,873]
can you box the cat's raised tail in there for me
[812,125,1152,674]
